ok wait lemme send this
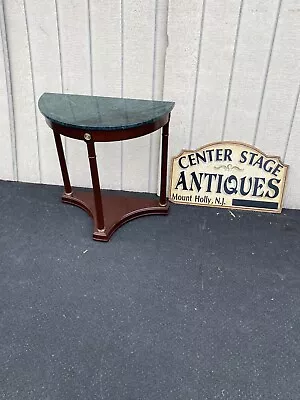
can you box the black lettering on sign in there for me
[175,171,188,190]
[239,150,248,164]
[240,176,252,196]
[216,149,222,161]
[263,159,276,173]
[189,172,204,192]
[272,164,282,177]
[224,149,232,162]
[224,175,238,195]
[252,177,265,197]
[249,152,258,165]
[216,174,224,194]
[178,156,188,169]
[205,173,217,192]
[265,178,280,199]
[188,153,197,166]
[252,156,264,169]
[196,151,207,164]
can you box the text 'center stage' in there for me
[169,142,288,213]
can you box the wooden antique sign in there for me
[169,142,288,213]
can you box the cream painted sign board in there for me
[169,142,288,213]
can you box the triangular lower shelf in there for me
[62,190,169,241]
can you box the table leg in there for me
[86,141,105,231]
[159,120,169,206]
[53,131,72,195]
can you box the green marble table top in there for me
[38,93,175,131]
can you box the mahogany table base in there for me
[62,191,169,241]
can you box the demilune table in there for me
[38,93,175,241]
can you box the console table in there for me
[38,93,175,241]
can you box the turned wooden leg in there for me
[159,120,169,206]
[53,131,72,195]
[86,140,105,231]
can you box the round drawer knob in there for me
[84,133,91,141]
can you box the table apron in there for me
[46,114,170,142]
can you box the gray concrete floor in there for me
[1,180,300,400]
